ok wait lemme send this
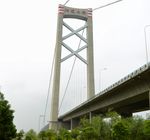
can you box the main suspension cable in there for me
[43,47,56,125]
[63,0,123,11]
[63,0,71,6]
[93,0,123,11]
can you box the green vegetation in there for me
[0,92,17,140]
[15,130,24,140]
[25,129,38,140]
[13,111,150,140]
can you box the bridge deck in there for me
[59,63,150,121]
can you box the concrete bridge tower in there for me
[50,4,95,130]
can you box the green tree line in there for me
[15,112,150,140]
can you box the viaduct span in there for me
[59,63,150,129]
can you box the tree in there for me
[127,116,145,140]
[38,129,57,140]
[0,92,17,140]
[25,129,38,140]
[45,129,57,140]
[91,116,112,140]
[38,130,46,140]
[79,126,96,140]
[79,117,99,140]
[58,128,71,140]
[112,121,129,140]
[70,128,80,140]
[143,120,150,140]
[16,130,25,140]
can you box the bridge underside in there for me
[113,92,149,115]
[58,92,149,130]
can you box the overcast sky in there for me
[0,0,150,132]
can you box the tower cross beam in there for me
[62,42,87,64]
[62,23,87,41]
[61,44,87,63]
[63,21,87,43]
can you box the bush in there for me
[112,121,129,140]
[143,120,150,139]
[36,112,149,140]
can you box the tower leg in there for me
[49,13,63,130]
[87,14,95,99]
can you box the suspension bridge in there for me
[41,0,150,131]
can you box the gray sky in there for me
[0,0,150,132]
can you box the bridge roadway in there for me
[58,63,150,129]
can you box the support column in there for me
[89,112,92,123]
[49,10,63,130]
[87,10,95,99]
[149,90,150,110]
[71,119,73,130]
